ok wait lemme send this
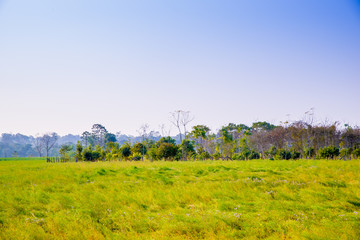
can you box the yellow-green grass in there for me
[0,157,46,161]
[0,159,359,239]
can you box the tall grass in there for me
[0,157,46,161]
[0,159,359,239]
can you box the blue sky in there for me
[1,0,359,136]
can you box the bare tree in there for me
[170,110,183,142]
[137,124,149,161]
[41,132,59,158]
[33,135,44,157]
[159,123,171,137]
[170,110,194,160]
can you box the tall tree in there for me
[33,135,44,157]
[91,124,108,147]
[191,125,210,153]
[41,132,59,157]
[81,131,91,147]
[170,110,194,160]
[137,124,149,161]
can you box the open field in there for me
[0,157,46,161]
[0,159,360,239]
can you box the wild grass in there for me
[0,157,46,161]
[0,159,359,239]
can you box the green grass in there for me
[0,159,359,239]
[0,157,46,161]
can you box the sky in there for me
[0,0,360,136]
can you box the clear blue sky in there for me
[1,0,359,136]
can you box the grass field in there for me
[0,159,359,239]
[0,157,46,161]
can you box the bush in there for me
[353,148,360,158]
[232,153,244,160]
[275,149,292,160]
[131,153,142,161]
[318,146,340,159]
[248,150,260,160]
[339,148,352,160]
[290,148,301,159]
[157,143,179,160]
[265,146,277,159]
[212,152,221,160]
[304,147,315,158]
[120,144,131,159]
[148,148,158,161]
[198,151,211,160]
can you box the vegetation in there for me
[0,159,359,239]
[72,120,360,162]
[1,111,360,161]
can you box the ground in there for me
[0,159,359,239]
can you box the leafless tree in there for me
[170,110,183,142]
[159,123,171,137]
[33,135,44,157]
[41,132,59,157]
[137,124,149,161]
[170,110,194,160]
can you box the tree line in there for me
[58,111,360,162]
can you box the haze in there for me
[1,0,359,136]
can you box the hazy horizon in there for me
[1,0,359,136]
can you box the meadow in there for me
[0,159,359,239]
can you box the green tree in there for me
[191,125,210,154]
[157,143,179,161]
[59,144,73,161]
[318,146,340,159]
[75,141,83,161]
[120,143,131,160]
[132,142,147,156]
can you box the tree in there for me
[251,121,277,132]
[157,142,179,161]
[170,110,194,160]
[120,143,131,159]
[91,124,108,147]
[132,142,147,155]
[33,135,44,157]
[105,133,117,144]
[191,125,210,154]
[318,146,340,159]
[137,124,149,161]
[81,131,91,147]
[41,133,59,158]
[158,136,176,145]
[75,141,83,161]
[59,144,73,161]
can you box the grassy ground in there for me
[0,159,359,239]
[0,157,46,161]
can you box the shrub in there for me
[120,144,131,159]
[318,146,340,159]
[198,151,210,160]
[248,150,260,160]
[131,153,142,161]
[290,148,301,159]
[353,148,360,159]
[275,149,292,160]
[339,148,352,160]
[232,153,244,160]
[212,152,221,160]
